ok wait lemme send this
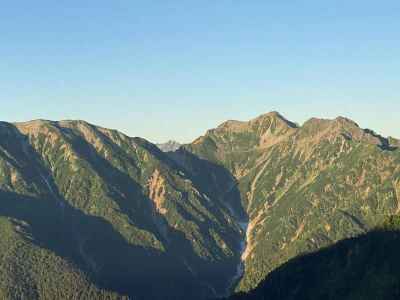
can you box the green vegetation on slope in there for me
[0,120,242,299]
[0,112,399,299]
[227,216,400,300]
[185,112,400,292]
[0,216,124,299]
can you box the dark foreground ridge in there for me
[226,217,400,300]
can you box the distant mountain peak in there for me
[215,111,297,133]
[334,115,360,127]
[250,111,298,129]
[251,110,283,120]
[298,115,400,151]
[156,140,181,152]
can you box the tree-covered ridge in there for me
[0,112,399,299]
[0,216,124,300]
[185,112,400,292]
[227,216,400,300]
[0,119,242,299]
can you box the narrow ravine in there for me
[226,159,271,294]
[227,220,249,295]
[226,160,270,295]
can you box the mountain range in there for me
[0,112,399,299]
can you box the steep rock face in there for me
[185,112,400,292]
[156,140,182,152]
[0,120,242,300]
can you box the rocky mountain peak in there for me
[298,115,398,150]
[156,140,182,152]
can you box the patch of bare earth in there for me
[148,169,167,215]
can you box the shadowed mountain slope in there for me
[0,112,399,299]
[185,112,400,292]
[0,120,243,299]
[227,216,400,300]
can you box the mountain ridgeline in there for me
[0,112,399,299]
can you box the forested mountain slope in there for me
[0,120,242,300]
[0,112,399,299]
[227,216,400,300]
[185,112,400,292]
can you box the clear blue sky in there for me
[1,1,399,142]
